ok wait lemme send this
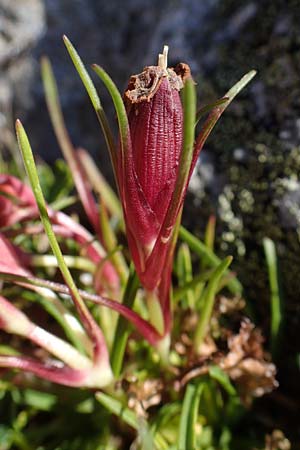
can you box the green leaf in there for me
[110,264,140,377]
[176,243,195,307]
[173,270,213,303]
[92,64,129,171]
[178,382,204,450]
[194,256,233,351]
[22,389,57,411]
[99,200,128,284]
[186,383,204,450]
[41,57,100,227]
[179,226,242,294]
[204,215,216,252]
[95,392,168,450]
[180,77,197,187]
[0,345,20,356]
[38,160,74,204]
[95,391,138,429]
[225,70,257,103]
[263,237,283,356]
[136,418,156,450]
[63,35,117,174]
[178,384,195,450]
[78,149,123,223]
[41,57,73,158]
[194,70,257,158]
[208,366,236,396]
[151,402,181,432]
[195,97,229,125]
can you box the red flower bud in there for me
[119,47,191,290]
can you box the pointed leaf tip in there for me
[225,69,257,101]
[15,119,22,129]
[40,55,49,65]
[227,255,233,264]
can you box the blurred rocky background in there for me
[1,0,300,444]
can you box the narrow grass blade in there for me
[63,35,117,174]
[78,148,123,222]
[178,384,196,450]
[194,256,232,352]
[92,64,130,171]
[177,76,197,195]
[95,392,168,450]
[225,70,257,103]
[263,237,283,356]
[179,226,242,294]
[204,215,216,252]
[192,70,257,167]
[173,270,213,303]
[41,56,101,236]
[176,243,195,307]
[99,201,128,283]
[195,97,229,126]
[208,366,236,396]
[186,383,204,450]
[96,391,138,429]
[15,120,109,365]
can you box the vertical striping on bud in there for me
[119,46,192,290]
[86,37,255,338]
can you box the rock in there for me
[0,0,45,155]
[188,0,300,325]
[0,0,45,66]
[186,2,300,437]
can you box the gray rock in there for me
[0,0,45,66]
[186,4,300,428]
[0,0,45,155]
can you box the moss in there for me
[185,3,300,406]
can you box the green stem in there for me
[194,256,232,352]
[146,290,164,336]
[110,264,140,376]
[179,226,242,294]
[63,36,117,176]
[173,270,213,303]
[263,237,283,356]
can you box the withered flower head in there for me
[119,47,191,291]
